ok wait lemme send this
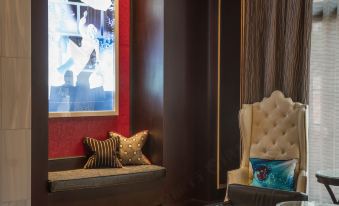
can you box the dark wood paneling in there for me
[130,0,241,204]
[200,0,241,202]
[131,0,164,166]
[132,0,241,204]
[219,0,241,188]
[48,157,88,172]
[201,0,224,201]
[48,179,164,206]
[47,156,166,205]
[162,0,241,203]
[163,0,195,203]
[163,0,210,204]
[31,0,49,205]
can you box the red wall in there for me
[49,0,130,158]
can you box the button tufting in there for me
[282,131,286,135]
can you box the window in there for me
[309,0,339,202]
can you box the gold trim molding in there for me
[216,0,223,190]
[216,0,245,190]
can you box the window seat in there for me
[48,165,166,193]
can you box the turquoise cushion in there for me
[250,158,297,191]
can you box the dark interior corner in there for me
[3,0,319,205]
[29,0,240,205]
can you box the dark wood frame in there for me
[46,0,166,203]
[32,0,166,205]
[47,157,165,206]
[48,156,87,172]
[48,180,164,206]
[31,0,242,204]
[216,0,241,189]
[32,0,49,205]
[48,0,120,118]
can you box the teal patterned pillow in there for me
[250,158,297,191]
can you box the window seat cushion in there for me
[48,165,166,192]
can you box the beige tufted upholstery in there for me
[225,91,308,201]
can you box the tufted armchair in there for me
[225,91,308,205]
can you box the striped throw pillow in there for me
[83,136,122,169]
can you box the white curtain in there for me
[309,0,339,202]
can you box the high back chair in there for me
[225,91,308,205]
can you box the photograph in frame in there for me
[48,0,118,117]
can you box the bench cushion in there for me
[48,165,166,192]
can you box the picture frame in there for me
[48,0,119,118]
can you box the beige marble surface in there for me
[1,58,31,130]
[0,130,31,203]
[0,0,31,58]
[1,199,31,206]
[0,0,31,205]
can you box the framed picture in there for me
[48,0,119,117]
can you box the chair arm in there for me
[227,167,249,186]
[225,167,249,202]
[296,170,307,193]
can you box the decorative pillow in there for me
[250,158,297,191]
[108,130,151,165]
[83,136,122,169]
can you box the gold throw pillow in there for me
[108,131,151,165]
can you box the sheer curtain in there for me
[309,0,339,202]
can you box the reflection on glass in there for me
[48,0,116,113]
